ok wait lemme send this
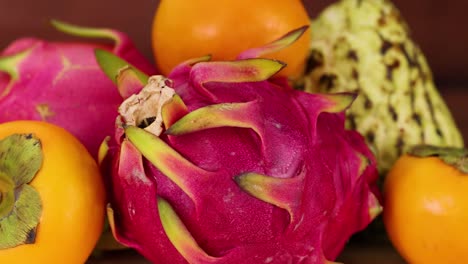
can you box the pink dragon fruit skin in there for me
[99,27,381,264]
[0,20,155,158]
[102,64,381,264]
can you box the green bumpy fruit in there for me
[299,0,464,175]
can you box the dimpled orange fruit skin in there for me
[0,120,106,264]
[151,0,311,79]
[383,154,468,264]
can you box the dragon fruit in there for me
[0,20,155,158]
[100,28,381,264]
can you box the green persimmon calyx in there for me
[0,133,43,249]
[410,145,468,174]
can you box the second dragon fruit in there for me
[0,21,155,158]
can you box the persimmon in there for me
[383,145,468,264]
[0,120,106,263]
[151,0,311,79]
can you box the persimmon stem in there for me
[0,172,15,220]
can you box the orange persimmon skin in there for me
[0,121,106,264]
[383,154,468,264]
[151,0,311,79]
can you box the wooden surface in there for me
[87,244,407,264]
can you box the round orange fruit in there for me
[383,147,468,264]
[151,0,311,79]
[0,120,106,263]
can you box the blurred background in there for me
[1,0,467,139]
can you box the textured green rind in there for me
[95,49,149,84]
[301,0,464,175]
[0,184,42,249]
[157,197,218,263]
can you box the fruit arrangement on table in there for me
[0,0,466,263]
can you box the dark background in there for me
[1,0,467,140]
[1,0,467,84]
